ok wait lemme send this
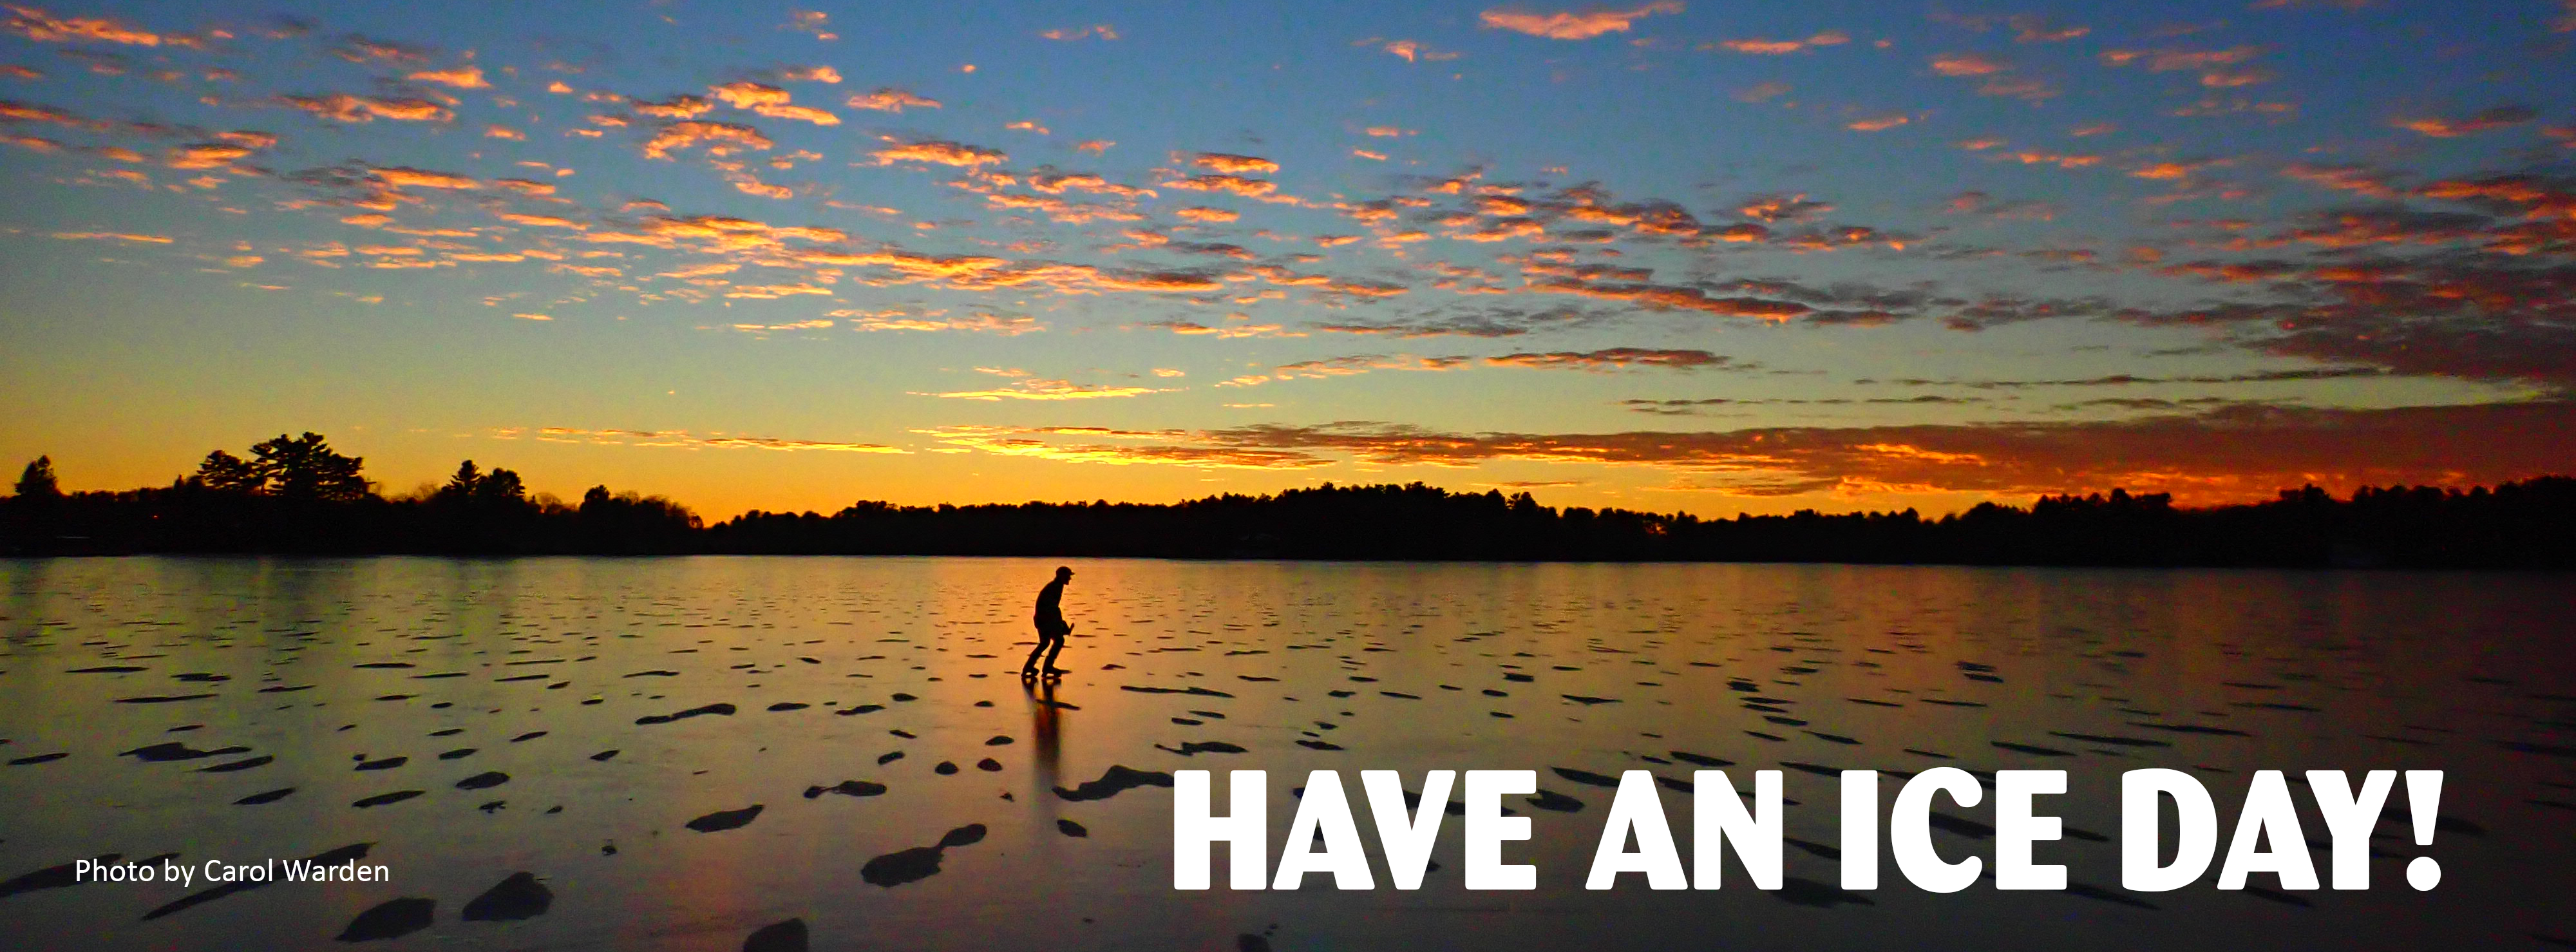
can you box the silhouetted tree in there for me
[249,432,368,502]
[4,435,2572,565]
[439,460,484,500]
[476,468,527,506]
[194,450,263,493]
[12,456,59,498]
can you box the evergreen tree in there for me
[12,456,59,498]
[249,432,370,502]
[194,450,264,493]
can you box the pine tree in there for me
[12,456,59,498]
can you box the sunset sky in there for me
[1,0,2571,519]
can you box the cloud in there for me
[871,136,1005,166]
[1929,52,2008,76]
[1039,24,1119,41]
[279,93,453,123]
[641,120,772,159]
[1193,152,1279,175]
[832,309,1045,335]
[1736,193,1832,224]
[919,401,2576,503]
[1175,206,1240,222]
[710,81,788,109]
[1370,39,1459,62]
[1524,276,1812,320]
[710,81,838,124]
[372,166,479,189]
[782,9,836,41]
[1161,174,1278,198]
[1709,32,1846,54]
[918,425,1333,470]
[1312,303,1612,338]
[5,5,193,47]
[783,66,841,83]
[2098,45,2261,72]
[334,35,428,64]
[2393,105,2535,138]
[847,88,940,112]
[2009,15,2088,43]
[918,377,1176,400]
[0,98,77,124]
[53,230,170,243]
[531,426,903,452]
[1482,347,1742,370]
[635,95,713,119]
[1846,113,1910,132]
[1138,319,1300,338]
[1479,1,1685,40]
[166,142,256,170]
[408,65,489,90]
[1877,368,2391,390]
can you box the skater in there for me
[1023,566,1074,678]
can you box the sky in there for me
[0,0,2571,520]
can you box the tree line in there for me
[5,433,2573,567]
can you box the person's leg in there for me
[1043,624,1070,673]
[1023,629,1048,675]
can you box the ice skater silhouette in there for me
[1023,566,1074,678]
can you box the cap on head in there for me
[1055,566,1074,578]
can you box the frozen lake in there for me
[1,557,2570,949]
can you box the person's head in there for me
[1054,566,1074,582]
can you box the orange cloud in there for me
[1482,347,1740,370]
[1193,152,1279,174]
[921,377,1176,401]
[1929,52,2007,76]
[1716,39,1804,54]
[1162,174,1277,198]
[1479,1,1685,40]
[918,424,1332,470]
[635,95,714,119]
[53,230,170,243]
[1525,276,1810,319]
[846,87,940,112]
[279,93,453,123]
[871,136,1005,166]
[373,166,480,189]
[783,9,836,41]
[1139,318,1299,338]
[533,426,903,453]
[0,98,76,123]
[408,65,489,90]
[641,120,773,159]
[783,65,842,83]
[2009,15,2088,43]
[916,401,2576,502]
[2099,45,2260,71]
[4,5,191,47]
[833,309,1045,335]
[711,81,790,109]
[164,142,254,169]
[1175,206,1240,223]
[1039,24,1119,41]
[2392,105,2534,138]
[1712,32,1846,55]
[1846,113,1910,131]
[497,212,583,229]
